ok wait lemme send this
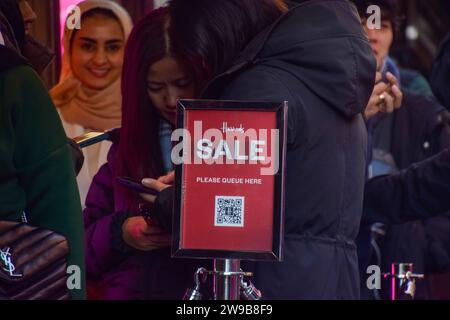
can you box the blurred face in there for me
[70,15,125,91]
[18,0,37,35]
[362,18,394,71]
[146,57,195,125]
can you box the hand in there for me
[385,72,403,110]
[157,171,175,185]
[122,216,171,251]
[139,177,172,204]
[364,72,403,119]
[365,72,390,119]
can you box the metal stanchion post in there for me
[183,262,259,300]
[384,263,424,300]
[214,259,241,300]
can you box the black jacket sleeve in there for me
[362,148,450,225]
[151,186,174,232]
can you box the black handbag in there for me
[0,220,71,300]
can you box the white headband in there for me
[0,31,4,46]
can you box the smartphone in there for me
[116,176,158,195]
[73,128,119,148]
[73,131,109,148]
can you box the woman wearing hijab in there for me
[50,0,132,206]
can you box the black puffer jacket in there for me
[362,93,450,225]
[360,92,450,299]
[202,0,376,299]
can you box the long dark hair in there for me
[168,0,287,88]
[116,7,175,209]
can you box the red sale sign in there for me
[172,100,287,261]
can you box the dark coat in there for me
[389,93,450,170]
[360,92,450,299]
[363,148,450,224]
[363,93,450,224]
[361,148,450,299]
[202,0,376,299]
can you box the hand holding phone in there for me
[116,176,159,195]
[122,215,171,250]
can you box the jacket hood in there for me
[237,0,376,118]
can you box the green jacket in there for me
[0,64,86,299]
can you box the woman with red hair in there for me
[83,7,200,299]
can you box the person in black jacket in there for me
[166,0,376,299]
[355,0,450,299]
[361,147,450,297]
[363,149,450,224]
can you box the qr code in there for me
[214,196,245,227]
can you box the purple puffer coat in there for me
[83,142,206,300]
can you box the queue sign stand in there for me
[172,100,287,300]
[383,263,425,300]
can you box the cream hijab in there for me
[50,0,132,131]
